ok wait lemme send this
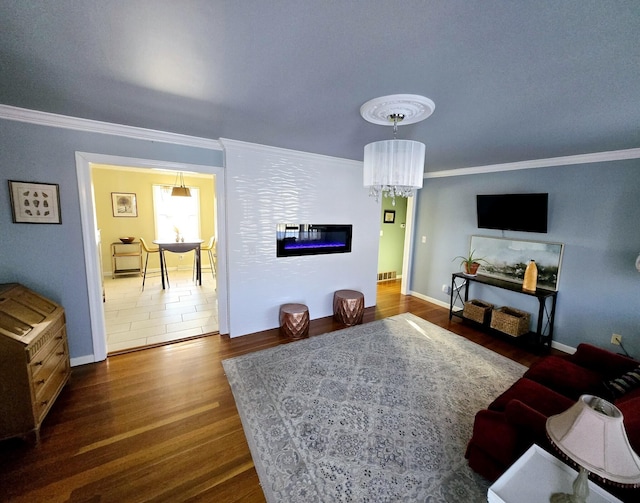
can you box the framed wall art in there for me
[111,192,137,217]
[469,235,564,291]
[8,180,61,224]
[383,210,396,224]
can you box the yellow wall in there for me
[92,166,216,275]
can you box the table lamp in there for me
[546,394,640,502]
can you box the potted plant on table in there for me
[453,248,489,276]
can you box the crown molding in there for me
[0,104,222,151]
[425,148,640,179]
[3,104,637,174]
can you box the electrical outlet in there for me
[611,333,622,346]
[442,284,452,294]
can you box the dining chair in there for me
[140,237,169,290]
[195,236,216,281]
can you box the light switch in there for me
[421,236,426,243]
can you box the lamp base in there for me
[549,467,589,503]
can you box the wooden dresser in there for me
[0,283,70,442]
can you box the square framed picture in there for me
[383,209,396,224]
[8,180,61,224]
[111,192,138,217]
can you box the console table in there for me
[449,272,557,350]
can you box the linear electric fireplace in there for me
[276,224,352,257]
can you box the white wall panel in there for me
[222,139,380,337]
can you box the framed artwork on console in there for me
[470,235,564,291]
[8,180,61,224]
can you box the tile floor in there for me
[103,267,218,354]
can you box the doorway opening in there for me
[93,164,217,353]
[76,152,228,362]
[377,195,416,295]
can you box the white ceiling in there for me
[1,0,638,172]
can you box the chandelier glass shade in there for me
[363,139,425,200]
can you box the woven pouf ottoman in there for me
[279,303,310,340]
[333,289,364,326]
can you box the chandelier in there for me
[360,94,435,203]
[171,171,191,197]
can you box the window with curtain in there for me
[152,185,201,241]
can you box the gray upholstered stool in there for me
[279,303,310,339]
[333,289,364,326]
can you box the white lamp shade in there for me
[547,395,640,486]
[363,139,425,191]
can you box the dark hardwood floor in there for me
[0,281,557,502]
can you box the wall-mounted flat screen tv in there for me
[476,193,548,233]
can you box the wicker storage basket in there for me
[463,299,494,325]
[490,307,531,337]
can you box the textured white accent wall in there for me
[221,139,380,337]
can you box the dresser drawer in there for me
[27,314,65,363]
[31,338,68,400]
[29,323,66,374]
[34,353,70,422]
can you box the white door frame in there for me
[75,151,228,362]
[400,196,417,295]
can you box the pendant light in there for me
[360,94,435,203]
[171,172,191,197]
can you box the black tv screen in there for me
[476,193,548,233]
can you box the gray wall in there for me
[410,160,640,356]
[0,119,222,360]
[3,114,639,361]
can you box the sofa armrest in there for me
[571,343,638,377]
[504,399,550,446]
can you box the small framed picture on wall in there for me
[111,192,138,217]
[8,180,62,224]
[383,210,396,224]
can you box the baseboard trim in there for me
[70,355,97,367]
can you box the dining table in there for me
[153,239,204,289]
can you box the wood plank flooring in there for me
[0,281,556,502]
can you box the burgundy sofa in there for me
[465,343,640,500]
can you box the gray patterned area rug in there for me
[222,313,526,502]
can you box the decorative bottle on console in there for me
[523,260,538,292]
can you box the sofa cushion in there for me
[603,366,640,400]
[571,343,639,378]
[523,356,604,400]
[490,377,575,414]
